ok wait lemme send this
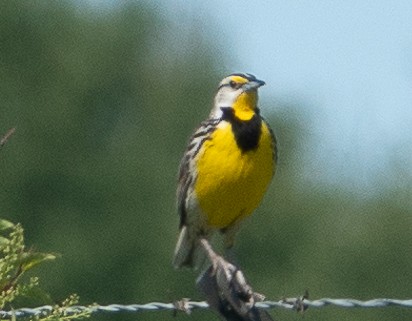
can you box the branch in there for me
[0,128,16,150]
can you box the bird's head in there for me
[211,73,265,121]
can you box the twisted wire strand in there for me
[1,298,412,319]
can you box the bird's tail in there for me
[173,226,205,269]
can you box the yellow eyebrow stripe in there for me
[230,75,249,84]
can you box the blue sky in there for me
[86,0,411,192]
[160,0,412,191]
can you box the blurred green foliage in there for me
[0,1,411,321]
[0,219,92,320]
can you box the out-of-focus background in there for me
[1,1,411,320]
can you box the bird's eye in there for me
[229,80,237,89]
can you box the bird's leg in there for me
[199,238,243,292]
[199,238,221,272]
[197,238,272,321]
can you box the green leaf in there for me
[0,236,10,246]
[0,219,14,231]
[19,252,58,272]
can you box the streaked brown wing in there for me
[176,118,220,228]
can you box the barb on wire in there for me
[1,298,412,319]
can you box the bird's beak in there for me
[242,79,266,92]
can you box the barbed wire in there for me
[1,298,412,319]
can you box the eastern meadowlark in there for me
[173,73,277,269]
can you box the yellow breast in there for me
[194,121,274,228]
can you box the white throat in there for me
[209,88,242,118]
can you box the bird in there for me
[173,73,277,269]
